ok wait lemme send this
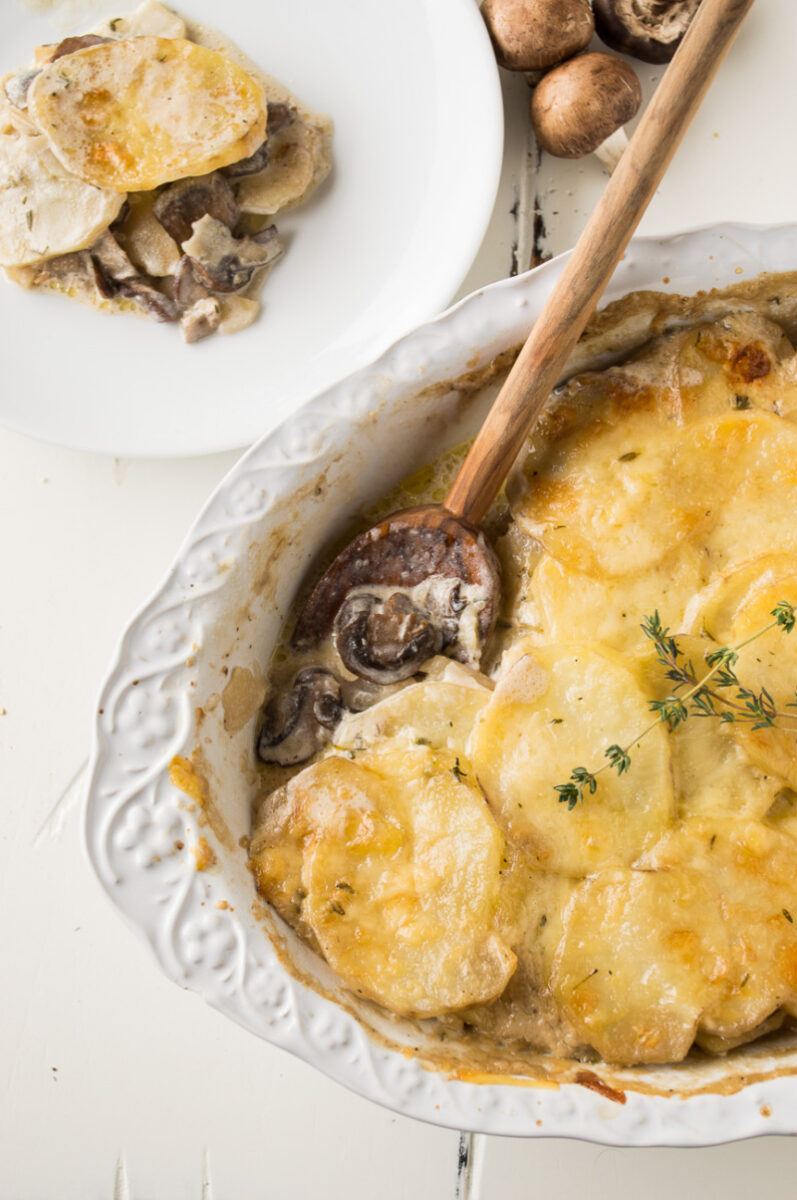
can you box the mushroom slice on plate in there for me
[480,0,594,72]
[257,667,344,767]
[181,216,282,293]
[0,133,126,267]
[181,297,221,343]
[531,51,642,172]
[221,103,295,179]
[27,37,267,192]
[594,0,700,64]
[47,35,113,63]
[152,174,240,246]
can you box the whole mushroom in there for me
[594,0,701,64]
[531,52,642,172]
[480,0,594,72]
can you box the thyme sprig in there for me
[554,602,797,810]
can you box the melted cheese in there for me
[469,641,674,875]
[251,750,516,1018]
[27,36,266,192]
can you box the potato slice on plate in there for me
[0,133,125,266]
[252,749,516,1018]
[470,641,674,875]
[27,37,266,192]
[551,866,731,1065]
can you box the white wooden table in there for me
[3,2,797,1195]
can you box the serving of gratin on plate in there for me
[0,0,332,342]
[249,275,797,1070]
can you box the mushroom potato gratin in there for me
[250,287,797,1068]
[0,1,332,343]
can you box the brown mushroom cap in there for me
[531,52,642,158]
[481,0,594,71]
[594,0,700,65]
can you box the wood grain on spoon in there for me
[292,0,754,660]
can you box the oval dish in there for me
[86,223,797,1142]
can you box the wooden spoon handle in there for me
[444,0,754,526]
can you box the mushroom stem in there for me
[594,125,631,173]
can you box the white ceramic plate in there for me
[0,0,502,457]
[86,224,797,1142]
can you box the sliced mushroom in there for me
[266,101,295,138]
[334,593,444,685]
[173,254,211,307]
[481,0,594,71]
[152,174,240,247]
[181,216,283,293]
[222,140,271,179]
[531,52,642,172]
[257,667,344,766]
[181,296,221,343]
[3,69,40,111]
[222,102,298,177]
[594,0,700,64]
[90,231,138,282]
[116,277,180,322]
[89,233,179,321]
[49,35,113,62]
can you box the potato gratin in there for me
[0,1,332,342]
[250,289,797,1069]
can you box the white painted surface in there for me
[2,0,797,1195]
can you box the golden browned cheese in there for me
[27,37,267,192]
[251,302,797,1066]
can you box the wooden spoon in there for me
[291,0,754,678]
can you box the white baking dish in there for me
[85,222,797,1143]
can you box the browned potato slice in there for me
[0,133,125,267]
[470,640,674,875]
[252,749,516,1018]
[27,37,266,192]
[644,819,797,1036]
[551,867,731,1064]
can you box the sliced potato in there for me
[94,0,188,40]
[530,546,706,654]
[28,37,266,192]
[684,558,797,787]
[252,749,516,1018]
[334,672,491,757]
[236,118,325,216]
[114,191,180,277]
[641,634,780,821]
[0,133,125,266]
[644,818,797,1035]
[470,641,674,875]
[551,867,732,1065]
[511,412,709,578]
[511,401,797,582]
